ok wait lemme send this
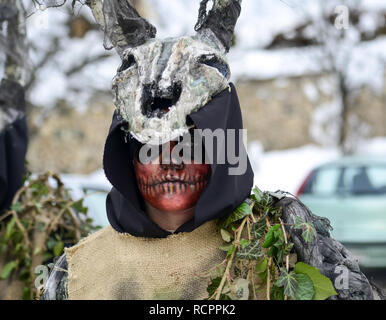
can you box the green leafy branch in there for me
[0,171,99,299]
[204,186,337,300]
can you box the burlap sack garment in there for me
[65,220,226,300]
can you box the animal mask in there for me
[87,0,242,144]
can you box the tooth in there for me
[181,184,186,193]
[181,173,185,181]
[176,183,180,193]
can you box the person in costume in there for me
[42,0,383,300]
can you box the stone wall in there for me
[236,73,386,151]
[27,98,113,174]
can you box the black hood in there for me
[103,83,254,238]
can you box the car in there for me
[296,156,386,268]
[60,170,112,228]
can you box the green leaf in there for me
[251,218,266,239]
[219,243,236,257]
[236,239,262,260]
[1,261,18,280]
[46,237,57,250]
[207,277,222,297]
[270,285,284,300]
[295,273,315,300]
[267,246,278,258]
[71,199,88,214]
[22,287,31,300]
[30,181,50,198]
[10,202,23,213]
[283,242,294,255]
[240,238,251,249]
[5,217,16,241]
[53,241,64,257]
[272,229,284,248]
[275,269,297,299]
[218,202,252,229]
[255,258,267,273]
[262,224,281,248]
[252,186,263,202]
[294,262,337,300]
[294,217,317,243]
[220,229,232,242]
[33,201,43,214]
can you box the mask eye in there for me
[118,54,136,72]
[198,54,230,78]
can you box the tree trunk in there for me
[338,73,350,155]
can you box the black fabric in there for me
[103,83,253,238]
[0,116,28,214]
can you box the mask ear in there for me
[194,0,241,53]
[87,0,157,56]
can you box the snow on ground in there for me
[249,142,340,194]
[248,136,386,194]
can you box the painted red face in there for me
[133,142,211,212]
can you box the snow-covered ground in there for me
[249,137,386,194]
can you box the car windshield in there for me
[302,165,386,196]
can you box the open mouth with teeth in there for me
[141,82,182,118]
[137,174,209,195]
